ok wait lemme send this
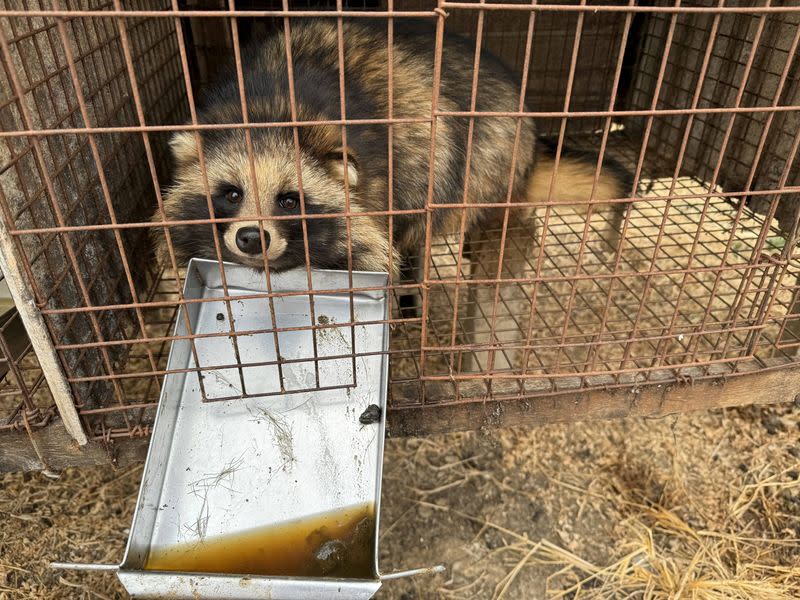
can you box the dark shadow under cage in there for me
[0,0,798,470]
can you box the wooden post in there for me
[388,363,800,436]
[0,224,87,446]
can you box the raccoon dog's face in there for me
[159,129,377,273]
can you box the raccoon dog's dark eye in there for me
[225,187,243,204]
[277,192,300,211]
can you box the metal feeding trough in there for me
[52,259,442,599]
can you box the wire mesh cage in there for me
[0,272,57,456]
[0,0,798,470]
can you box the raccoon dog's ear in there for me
[169,131,199,166]
[325,148,359,187]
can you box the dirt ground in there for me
[2,400,798,599]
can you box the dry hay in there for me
[493,468,800,600]
[0,401,798,599]
[376,402,800,599]
[0,465,138,599]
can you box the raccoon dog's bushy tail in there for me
[527,139,633,214]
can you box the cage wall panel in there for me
[388,0,629,136]
[180,0,383,89]
[0,0,187,427]
[183,0,629,135]
[626,0,800,226]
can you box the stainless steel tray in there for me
[118,259,390,599]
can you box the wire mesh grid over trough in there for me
[0,1,798,450]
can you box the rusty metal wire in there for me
[0,279,55,434]
[0,0,798,447]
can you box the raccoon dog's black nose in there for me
[235,226,268,254]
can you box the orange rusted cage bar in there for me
[0,0,798,471]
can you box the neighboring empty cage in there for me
[0,0,799,471]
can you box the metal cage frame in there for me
[0,0,799,471]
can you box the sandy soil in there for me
[2,400,798,599]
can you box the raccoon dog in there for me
[156,19,630,276]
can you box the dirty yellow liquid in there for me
[144,503,375,579]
